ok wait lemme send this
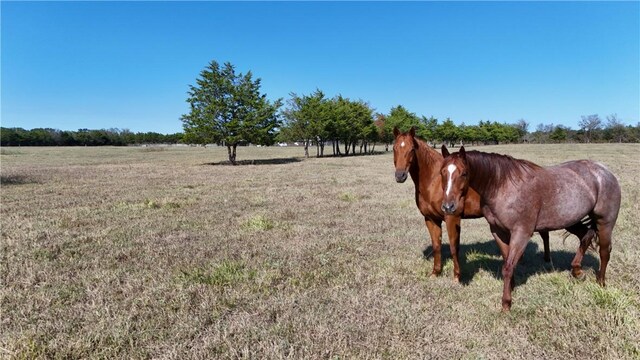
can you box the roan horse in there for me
[393,127,550,281]
[439,145,621,310]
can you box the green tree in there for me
[181,61,282,164]
[282,90,328,158]
[384,105,423,137]
[419,116,438,142]
[459,123,481,145]
[373,113,392,151]
[436,118,459,146]
[331,96,374,155]
[549,125,568,142]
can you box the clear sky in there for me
[2,1,639,134]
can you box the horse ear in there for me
[460,146,466,158]
[393,126,400,137]
[441,145,450,157]
[409,126,416,137]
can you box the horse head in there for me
[440,145,470,215]
[393,126,418,183]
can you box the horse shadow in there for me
[0,175,39,186]
[422,239,600,286]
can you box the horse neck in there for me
[465,151,536,199]
[409,138,442,184]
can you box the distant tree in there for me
[374,113,392,151]
[416,115,439,142]
[604,113,627,143]
[282,90,328,158]
[578,114,602,143]
[459,123,480,145]
[419,116,439,142]
[181,60,282,164]
[436,118,459,146]
[514,119,529,142]
[549,125,568,142]
[475,121,491,144]
[384,105,423,137]
[532,123,554,143]
[333,97,374,155]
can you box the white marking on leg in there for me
[445,164,457,196]
[400,141,405,147]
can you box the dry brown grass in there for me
[1,144,639,359]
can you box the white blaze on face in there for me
[445,164,457,196]
[400,141,405,148]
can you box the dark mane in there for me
[413,136,442,164]
[465,150,542,196]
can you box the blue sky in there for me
[2,1,639,134]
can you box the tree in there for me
[514,119,529,142]
[604,113,626,143]
[374,113,392,151]
[282,90,328,158]
[420,116,439,142]
[436,118,459,146]
[459,123,480,145]
[384,106,423,137]
[332,97,374,155]
[181,61,282,164]
[578,114,602,143]
[549,125,568,142]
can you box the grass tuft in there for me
[180,260,256,287]
[585,283,635,310]
[339,192,358,202]
[243,214,275,231]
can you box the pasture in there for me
[1,144,639,359]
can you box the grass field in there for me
[1,143,639,359]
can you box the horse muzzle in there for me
[395,170,408,183]
[441,202,457,214]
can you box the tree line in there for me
[178,60,638,164]
[4,113,636,149]
[278,90,378,157]
[3,60,638,165]
[0,128,182,146]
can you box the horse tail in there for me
[561,216,599,250]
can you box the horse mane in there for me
[465,150,542,196]
[413,136,442,164]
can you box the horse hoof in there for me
[572,271,586,281]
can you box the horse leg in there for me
[540,231,550,262]
[595,221,613,286]
[425,219,443,277]
[445,215,462,282]
[566,222,595,280]
[501,230,530,311]
[490,225,515,291]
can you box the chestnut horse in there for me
[440,146,621,310]
[393,127,550,281]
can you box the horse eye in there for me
[462,172,468,177]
